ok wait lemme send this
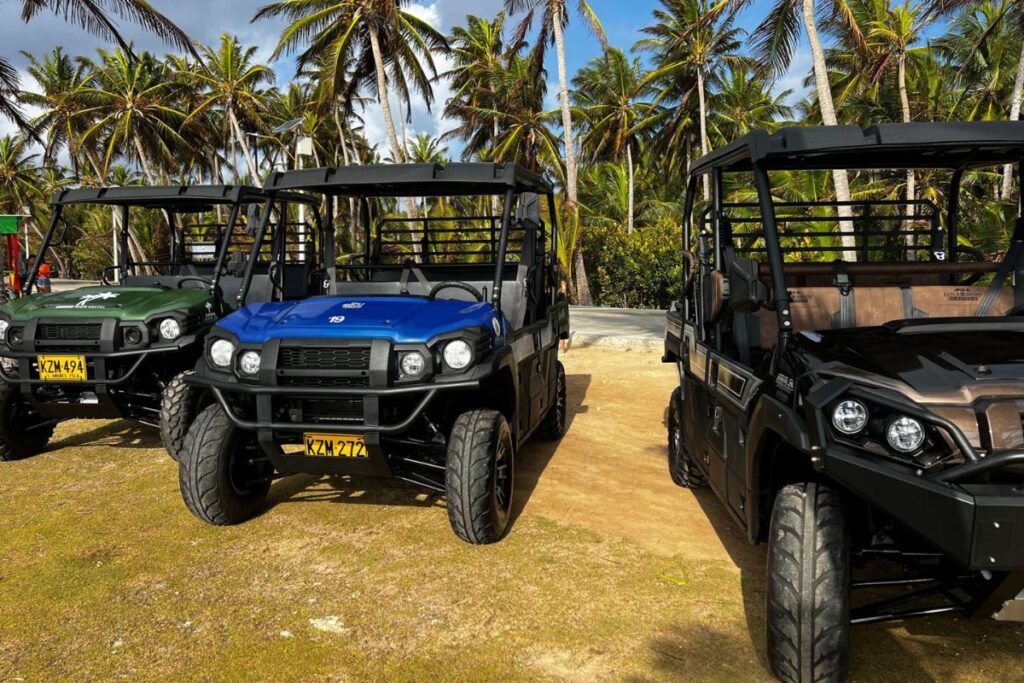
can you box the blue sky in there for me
[0,0,814,152]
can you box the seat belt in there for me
[833,261,855,327]
[977,218,1024,316]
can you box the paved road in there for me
[569,306,666,348]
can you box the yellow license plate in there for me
[303,433,368,459]
[37,355,87,381]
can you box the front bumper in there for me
[806,379,1024,571]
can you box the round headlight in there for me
[124,327,143,345]
[443,340,473,370]
[887,416,925,453]
[239,350,261,375]
[209,339,235,368]
[832,399,868,435]
[8,328,22,345]
[400,351,426,377]
[159,318,182,341]
[0,320,9,339]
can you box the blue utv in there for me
[176,163,570,544]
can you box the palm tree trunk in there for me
[552,2,591,305]
[802,0,857,261]
[697,66,711,202]
[334,100,360,250]
[132,133,157,185]
[626,144,635,235]
[898,53,916,259]
[1003,39,1024,200]
[228,107,260,182]
[368,24,404,165]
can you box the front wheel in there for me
[667,387,706,488]
[179,404,272,525]
[0,383,54,461]
[766,483,851,683]
[445,409,514,544]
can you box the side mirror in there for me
[516,193,541,230]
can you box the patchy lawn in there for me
[1,348,1021,681]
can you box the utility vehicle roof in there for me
[690,121,1024,174]
[50,185,316,211]
[263,162,554,197]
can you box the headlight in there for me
[209,339,235,368]
[0,320,9,339]
[238,350,261,375]
[832,399,868,435]
[159,318,182,341]
[443,340,473,370]
[400,351,426,378]
[887,416,925,453]
[124,326,143,345]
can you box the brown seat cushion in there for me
[909,285,1014,318]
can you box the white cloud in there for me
[773,49,813,107]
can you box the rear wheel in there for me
[766,483,850,683]
[179,404,271,525]
[0,383,54,461]
[535,360,567,440]
[445,409,514,544]
[667,387,706,488]
[160,370,204,462]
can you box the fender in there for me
[744,394,813,542]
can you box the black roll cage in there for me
[682,123,1024,351]
[26,185,317,300]
[242,162,560,314]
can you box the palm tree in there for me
[185,34,275,182]
[443,13,509,161]
[637,0,745,200]
[866,1,931,230]
[254,0,448,169]
[573,47,656,233]
[19,47,94,169]
[79,49,188,185]
[1,0,198,131]
[753,0,861,259]
[707,64,793,144]
[504,0,608,305]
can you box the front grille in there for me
[300,397,364,424]
[37,323,101,341]
[278,376,370,388]
[279,345,371,370]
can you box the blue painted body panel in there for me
[217,295,505,344]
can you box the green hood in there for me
[0,285,214,321]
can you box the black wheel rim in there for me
[493,425,513,527]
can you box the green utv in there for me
[0,185,318,461]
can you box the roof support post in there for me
[23,206,62,295]
[119,205,130,277]
[237,198,274,308]
[210,202,241,304]
[752,164,792,346]
[682,175,698,325]
[547,191,560,306]
[491,188,515,312]
[948,168,964,268]
[322,194,335,294]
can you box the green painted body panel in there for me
[0,285,214,322]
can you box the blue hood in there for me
[217,296,506,344]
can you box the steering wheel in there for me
[428,281,484,302]
[956,246,988,286]
[176,276,213,289]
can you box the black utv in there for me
[0,185,317,461]
[664,122,1024,681]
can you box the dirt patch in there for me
[0,347,1020,681]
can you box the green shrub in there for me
[583,221,682,309]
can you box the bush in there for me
[583,221,682,309]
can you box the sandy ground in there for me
[0,347,1021,682]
